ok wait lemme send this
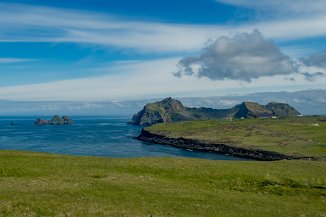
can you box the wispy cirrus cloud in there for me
[0,3,223,53]
[0,3,326,54]
[0,57,324,101]
[217,0,326,17]
[0,58,35,64]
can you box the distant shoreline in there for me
[137,129,316,161]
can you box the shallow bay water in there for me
[0,116,245,160]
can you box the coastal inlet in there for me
[0,116,245,160]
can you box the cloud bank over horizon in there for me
[0,89,325,116]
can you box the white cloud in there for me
[178,30,324,81]
[176,30,326,82]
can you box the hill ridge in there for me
[130,97,300,126]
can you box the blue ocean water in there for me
[0,116,245,160]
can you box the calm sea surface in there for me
[0,116,245,160]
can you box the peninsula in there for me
[138,116,325,161]
[132,98,325,161]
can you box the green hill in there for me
[130,97,300,126]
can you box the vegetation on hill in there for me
[0,151,325,217]
[130,97,300,126]
[145,116,326,159]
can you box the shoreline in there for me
[137,129,315,161]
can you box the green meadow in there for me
[1,116,326,216]
[147,116,326,159]
[0,151,325,217]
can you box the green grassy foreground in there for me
[0,151,325,216]
[147,116,326,158]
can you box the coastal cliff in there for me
[130,97,300,126]
[137,129,296,161]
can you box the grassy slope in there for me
[0,151,325,217]
[147,116,326,158]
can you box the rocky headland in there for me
[131,97,312,161]
[130,97,301,126]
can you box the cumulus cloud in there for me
[175,29,298,82]
[300,52,326,68]
[297,52,326,81]
[302,72,324,81]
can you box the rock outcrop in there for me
[130,97,301,126]
[265,102,301,117]
[233,102,273,118]
[35,115,74,126]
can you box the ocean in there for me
[0,116,244,160]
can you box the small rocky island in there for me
[130,97,301,126]
[35,115,74,126]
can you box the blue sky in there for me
[0,0,325,100]
[0,0,244,24]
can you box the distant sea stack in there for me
[129,97,301,126]
[35,115,74,126]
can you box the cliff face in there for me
[130,97,301,126]
[137,129,295,161]
[265,102,301,117]
[233,102,273,118]
[130,97,187,126]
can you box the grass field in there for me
[146,116,326,158]
[0,151,325,216]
